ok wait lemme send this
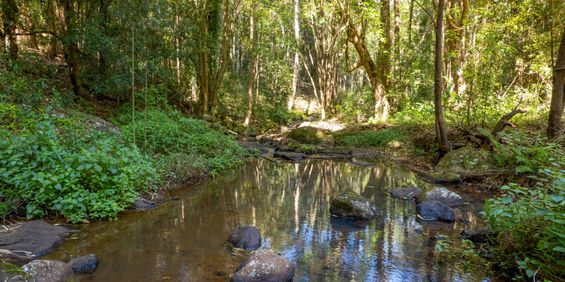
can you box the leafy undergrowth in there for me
[0,103,157,223]
[116,110,248,180]
[483,165,565,281]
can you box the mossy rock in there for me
[287,126,333,145]
[433,146,497,180]
[330,189,378,220]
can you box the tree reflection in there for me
[46,159,487,282]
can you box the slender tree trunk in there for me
[375,0,391,120]
[47,0,58,59]
[288,0,301,110]
[244,2,257,127]
[99,0,111,77]
[393,0,400,73]
[2,0,19,59]
[408,0,414,46]
[62,0,86,98]
[548,28,565,138]
[434,0,450,156]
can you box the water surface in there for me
[47,158,487,281]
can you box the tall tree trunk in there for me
[408,0,414,46]
[61,0,86,98]
[99,0,111,77]
[434,0,451,156]
[46,0,59,59]
[244,1,257,127]
[288,0,301,110]
[393,0,400,73]
[375,0,391,120]
[2,0,19,59]
[548,28,565,138]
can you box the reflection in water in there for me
[46,159,487,281]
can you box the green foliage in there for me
[334,128,406,147]
[434,234,487,273]
[336,87,374,123]
[487,130,562,175]
[118,110,247,177]
[0,104,156,222]
[483,165,565,281]
[393,102,435,125]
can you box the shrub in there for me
[483,164,565,281]
[334,128,406,147]
[0,106,156,222]
[119,110,247,177]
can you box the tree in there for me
[434,0,450,156]
[2,0,19,59]
[547,28,565,138]
[339,0,389,121]
[244,0,258,126]
[287,0,301,110]
[302,0,343,120]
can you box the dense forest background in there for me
[1,0,563,132]
[0,0,564,281]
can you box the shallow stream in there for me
[47,158,489,281]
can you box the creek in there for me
[46,158,489,281]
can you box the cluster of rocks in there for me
[226,226,295,282]
[0,221,98,282]
[389,186,465,222]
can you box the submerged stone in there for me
[416,201,456,222]
[273,151,307,162]
[330,190,378,220]
[227,226,262,251]
[390,187,422,201]
[231,250,295,282]
[70,254,98,274]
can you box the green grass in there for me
[334,128,406,147]
[117,109,248,178]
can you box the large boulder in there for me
[423,187,464,207]
[330,190,378,220]
[227,226,262,251]
[69,254,98,274]
[390,187,422,201]
[430,146,497,182]
[21,260,73,282]
[287,126,332,145]
[0,221,70,261]
[416,201,456,222]
[231,250,295,282]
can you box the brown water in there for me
[47,158,488,281]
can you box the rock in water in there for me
[228,226,262,251]
[416,201,456,222]
[22,260,73,282]
[70,254,98,274]
[390,187,422,201]
[330,190,378,220]
[0,220,70,260]
[424,187,464,207]
[231,250,295,282]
